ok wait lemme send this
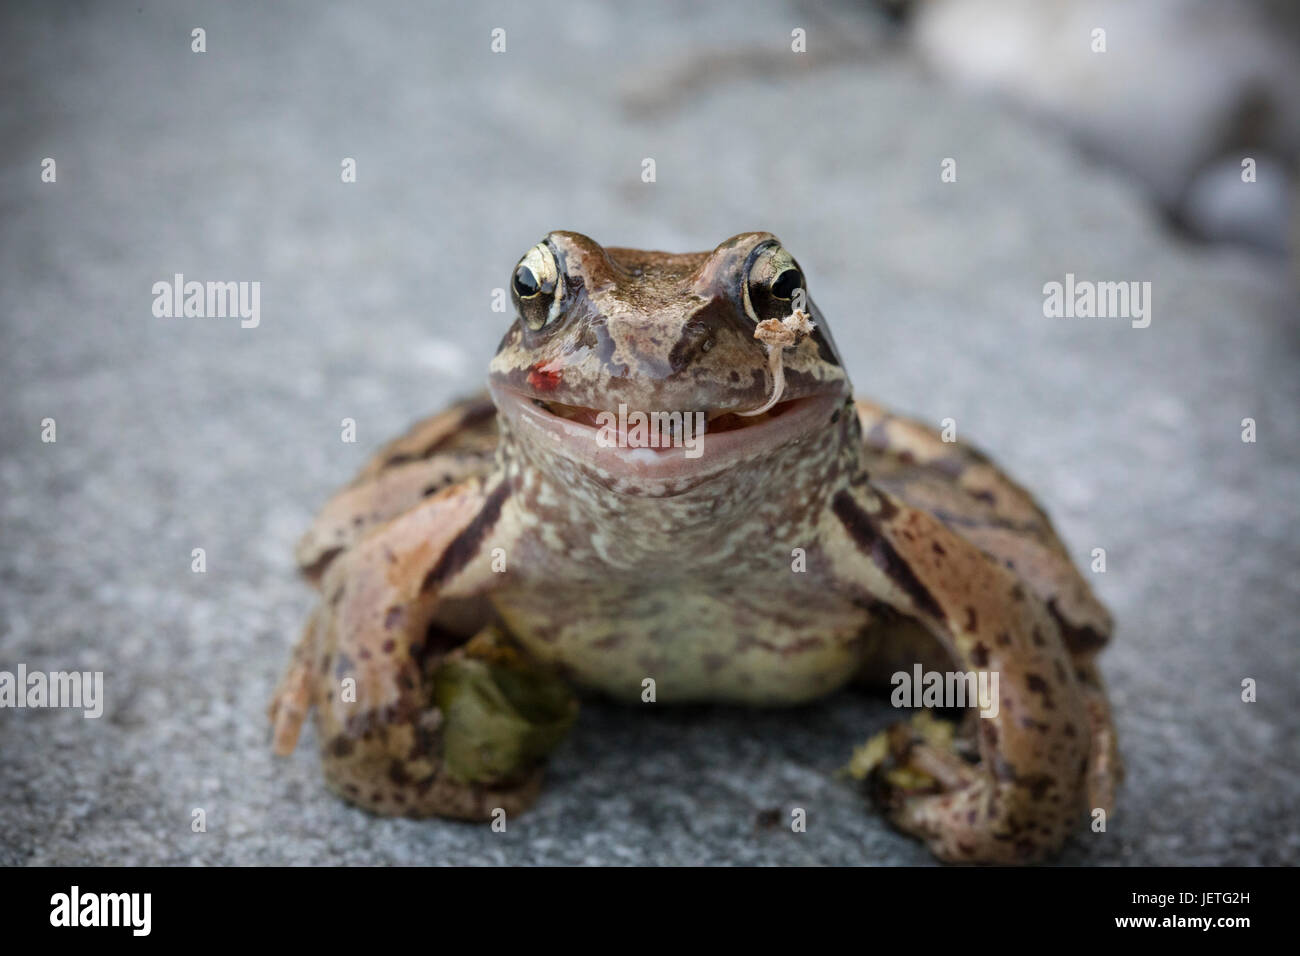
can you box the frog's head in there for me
[489,231,853,496]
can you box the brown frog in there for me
[269,231,1120,862]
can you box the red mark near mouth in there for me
[527,362,563,392]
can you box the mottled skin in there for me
[270,231,1120,862]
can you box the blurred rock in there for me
[906,0,1300,256]
[1181,154,1292,254]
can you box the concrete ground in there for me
[1,1,1296,865]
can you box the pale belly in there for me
[490,586,870,705]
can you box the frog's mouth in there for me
[489,382,845,492]
[528,398,795,436]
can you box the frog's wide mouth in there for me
[489,382,844,492]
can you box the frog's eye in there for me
[743,244,805,324]
[771,268,802,300]
[511,242,563,331]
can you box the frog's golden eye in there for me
[743,244,805,324]
[512,242,563,331]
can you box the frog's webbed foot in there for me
[829,485,1110,863]
[270,478,577,820]
[865,686,1118,864]
[852,714,1021,858]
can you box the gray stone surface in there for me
[1,1,1296,866]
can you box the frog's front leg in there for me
[827,485,1094,862]
[269,479,577,819]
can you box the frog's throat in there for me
[488,381,845,497]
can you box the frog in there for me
[269,230,1120,863]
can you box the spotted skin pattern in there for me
[269,231,1119,862]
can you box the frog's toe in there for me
[887,769,1085,865]
[321,732,548,821]
[853,714,975,806]
[268,611,319,756]
[852,714,1076,864]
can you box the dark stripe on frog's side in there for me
[831,489,943,620]
[377,397,498,470]
[449,396,498,430]
[420,480,512,595]
[418,451,497,497]
[860,411,993,472]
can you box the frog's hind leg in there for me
[270,479,577,819]
[867,652,1121,860]
[847,399,1121,859]
[295,393,499,585]
[828,484,1102,862]
[854,614,1121,816]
